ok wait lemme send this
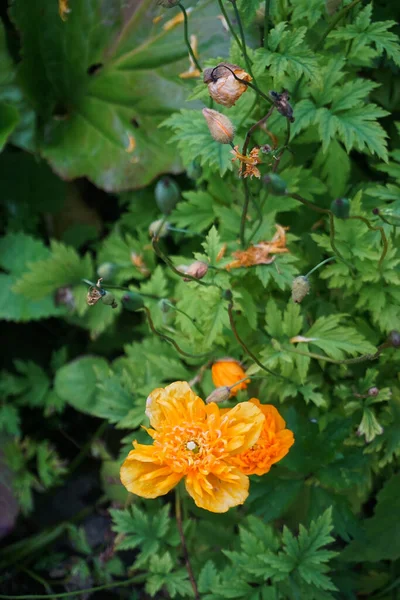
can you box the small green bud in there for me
[121,292,144,312]
[101,291,118,309]
[97,262,118,281]
[292,276,310,303]
[187,161,202,180]
[222,289,233,301]
[330,198,350,219]
[263,173,288,195]
[155,177,180,214]
[149,219,170,238]
[389,330,400,348]
[158,299,171,313]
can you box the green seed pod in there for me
[101,291,118,309]
[292,276,310,303]
[97,262,118,281]
[158,299,171,313]
[264,173,288,195]
[121,292,144,312]
[187,161,202,180]
[330,198,350,219]
[149,219,170,238]
[389,330,400,348]
[155,177,181,214]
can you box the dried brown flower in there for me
[203,63,252,107]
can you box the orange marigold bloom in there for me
[226,224,289,269]
[211,359,250,396]
[120,382,264,513]
[230,399,294,475]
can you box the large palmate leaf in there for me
[10,0,226,191]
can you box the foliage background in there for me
[0,0,400,598]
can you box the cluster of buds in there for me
[204,62,252,108]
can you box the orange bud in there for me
[211,359,249,397]
[203,63,252,108]
[202,108,234,145]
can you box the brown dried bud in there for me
[292,276,310,303]
[203,62,252,108]
[149,219,170,238]
[269,90,295,122]
[183,261,209,281]
[87,279,104,306]
[368,387,379,397]
[202,108,234,144]
[205,386,231,404]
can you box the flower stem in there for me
[304,256,336,279]
[163,300,204,335]
[272,119,291,173]
[140,306,210,359]
[217,0,243,56]
[347,215,388,270]
[227,298,293,382]
[175,488,200,600]
[152,238,212,287]
[314,0,363,51]
[0,576,146,599]
[240,178,251,247]
[263,0,271,48]
[230,0,254,79]
[178,3,202,72]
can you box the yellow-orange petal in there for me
[120,449,182,498]
[185,470,249,513]
[145,381,205,429]
[211,360,249,396]
[249,399,286,432]
[221,401,264,455]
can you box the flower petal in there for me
[120,448,182,498]
[145,381,206,429]
[221,401,264,455]
[250,399,287,432]
[185,470,249,513]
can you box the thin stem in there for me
[289,342,390,365]
[152,238,212,287]
[237,95,258,130]
[287,193,355,273]
[242,106,275,157]
[68,421,107,476]
[217,0,243,55]
[178,4,202,72]
[314,0,363,51]
[305,256,336,278]
[227,299,293,382]
[272,119,291,173]
[347,215,388,270]
[0,576,146,599]
[213,63,272,105]
[163,300,204,335]
[240,178,251,247]
[231,0,254,76]
[175,488,200,600]
[82,280,161,299]
[263,0,271,48]
[140,306,210,359]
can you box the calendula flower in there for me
[202,108,235,145]
[120,382,264,512]
[179,35,201,79]
[212,359,249,396]
[203,63,252,108]
[231,145,262,179]
[226,224,289,269]
[59,0,70,21]
[229,399,294,475]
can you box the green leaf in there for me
[303,314,376,359]
[10,0,227,191]
[342,473,400,562]
[202,226,223,266]
[170,191,216,233]
[54,356,109,416]
[357,407,384,442]
[0,404,21,436]
[0,102,19,151]
[13,240,93,300]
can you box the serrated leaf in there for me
[303,314,376,359]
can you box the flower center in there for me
[186,440,200,453]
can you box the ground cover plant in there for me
[0,0,400,598]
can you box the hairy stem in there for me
[175,488,200,600]
[217,0,243,55]
[140,306,210,359]
[152,238,212,287]
[178,3,202,72]
[230,0,254,78]
[305,256,336,278]
[263,0,271,48]
[240,178,252,247]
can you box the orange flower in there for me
[226,224,289,269]
[211,359,250,396]
[231,145,261,179]
[120,382,264,513]
[230,399,294,475]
